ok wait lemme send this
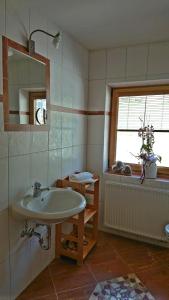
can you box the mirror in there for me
[2,37,50,131]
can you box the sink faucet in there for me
[33,182,50,197]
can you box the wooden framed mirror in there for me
[2,36,50,131]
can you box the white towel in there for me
[69,172,93,182]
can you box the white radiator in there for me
[104,181,169,241]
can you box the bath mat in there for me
[89,273,155,299]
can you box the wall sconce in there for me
[28,29,61,55]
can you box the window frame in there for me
[109,85,169,178]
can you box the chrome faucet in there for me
[33,182,50,197]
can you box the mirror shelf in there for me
[2,36,50,131]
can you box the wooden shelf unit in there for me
[55,175,99,265]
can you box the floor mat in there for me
[89,273,155,299]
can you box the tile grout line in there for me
[113,247,145,275]
[85,262,98,284]
[57,282,96,297]
[48,265,58,298]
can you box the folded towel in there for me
[69,178,95,184]
[69,172,93,182]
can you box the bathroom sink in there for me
[12,188,86,224]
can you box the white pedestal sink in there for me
[12,187,86,224]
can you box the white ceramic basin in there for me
[12,188,86,224]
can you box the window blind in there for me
[117,94,169,130]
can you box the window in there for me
[29,91,46,125]
[109,85,169,176]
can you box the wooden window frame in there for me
[109,85,169,178]
[29,91,46,124]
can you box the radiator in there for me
[104,181,169,241]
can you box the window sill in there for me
[104,171,169,189]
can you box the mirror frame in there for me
[2,36,50,131]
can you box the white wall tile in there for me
[62,113,73,148]
[10,239,31,299]
[49,111,62,150]
[105,84,111,112]
[88,80,106,111]
[50,61,62,106]
[73,42,88,79]
[148,42,169,75]
[9,155,31,204]
[0,209,9,263]
[72,145,86,173]
[87,145,103,174]
[50,111,62,128]
[72,115,87,146]
[62,32,77,73]
[0,158,8,211]
[126,45,148,77]
[73,74,86,110]
[30,131,48,153]
[30,151,48,187]
[62,66,75,108]
[48,149,62,186]
[29,9,48,57]
[80,47,88,80]
[89,50,106,80]
[107,47,126,79]
[30,225,55,281]
[6,0,29,45]
[62,32,88,79]
[0,259,10,300]
[49,127,62,150]
[87,116,105,145]
[62,147,73,177]
[0,132,8,158]
[0,1,5,35]
[103,115,110,172]
[8,132,31,156]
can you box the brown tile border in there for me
[87,110,110,116]
[50,104,86,115]
[4,123,49,131]
[50,104,110,116]
[9,110,30,116]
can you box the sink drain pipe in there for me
[21,222,51,250]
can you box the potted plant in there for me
[137,124,161,182]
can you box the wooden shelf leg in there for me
[77,211,84,266]
[55,223,62,258]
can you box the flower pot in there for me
[144,161,157,179]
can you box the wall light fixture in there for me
[28,29,61,55]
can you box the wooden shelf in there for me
[83,238,96,259]
[70,208,97,224]
[55,174,99,265]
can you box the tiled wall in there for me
[87,41,169,228]
[0,1,88,299]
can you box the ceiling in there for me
[28,0,169,49]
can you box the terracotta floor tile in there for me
[85,243,118,265]
[137,263,169,283]
[57,284,96,300]
[88,257,132,282]
[17,268,55,300]
[118,248,156,271]
[142,278,169,300]
[17,231,169,300]
[49,258,96,293]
